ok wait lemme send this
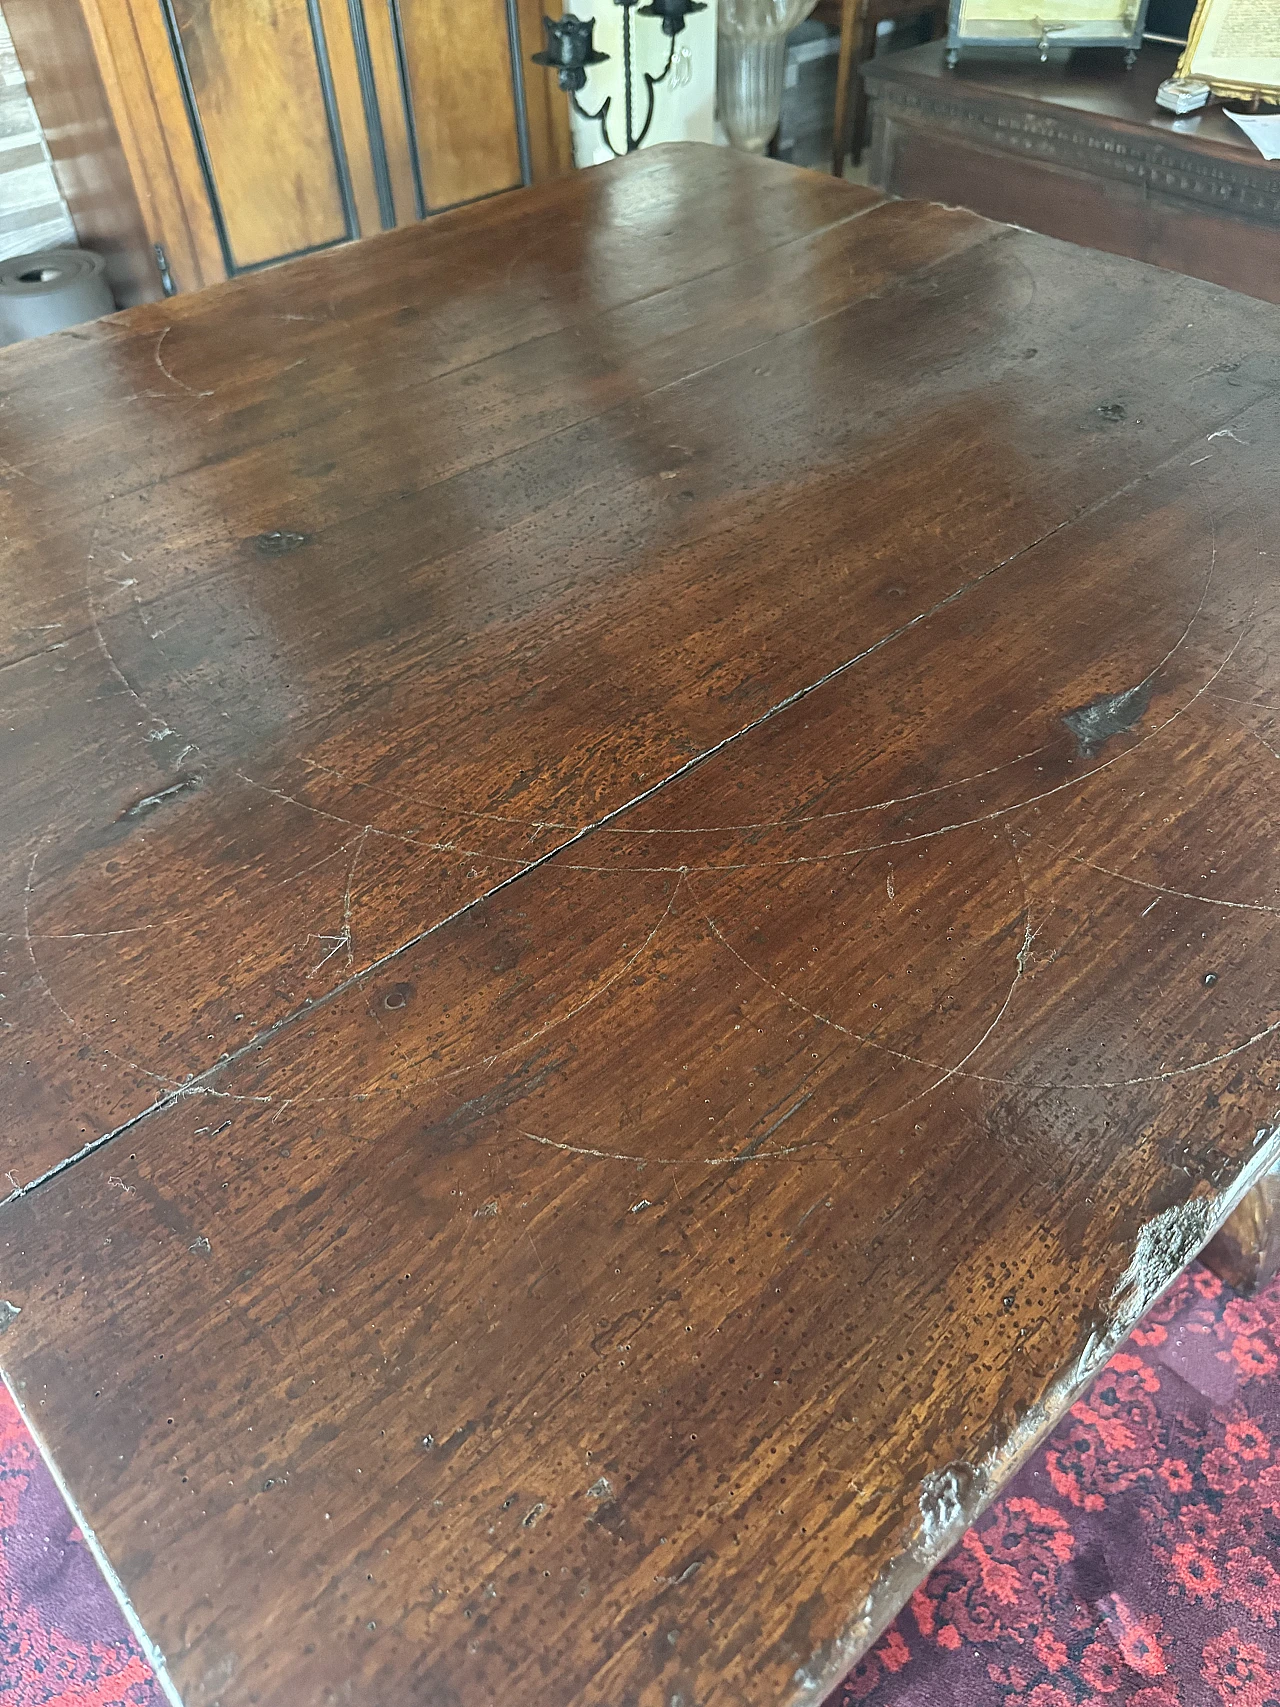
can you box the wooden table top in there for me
[2,142,1280,1707]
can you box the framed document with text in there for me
[1177,0,1280,99]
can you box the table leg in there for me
[848,18,876,167]
[1201,1160,1280,1295]
[831,0,862,176]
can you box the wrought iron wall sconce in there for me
[533,2,705,155]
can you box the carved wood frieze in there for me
[864,72,1280,222]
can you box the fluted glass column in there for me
[717,0,819,152]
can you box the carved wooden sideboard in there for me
[863,42,1280,306]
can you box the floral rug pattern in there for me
[0,1383,162,1706]
[831,1264,1280,1707]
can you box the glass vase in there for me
[716,0,819,153]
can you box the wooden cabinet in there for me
[6,0,571,301]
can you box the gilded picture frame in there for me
[1176,0,1280,101]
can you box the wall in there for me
[1145,0,1195,39]
[565,2,719,166]
[0,2,75,264]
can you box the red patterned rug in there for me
[3,1262,1279,1706]
[830,1263,1280,1707]
[0,1387,162,1707]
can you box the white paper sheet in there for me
[1226,110,1280,160]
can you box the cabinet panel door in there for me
[394,0,523,210]
[517,0,575,183]
[166,0,356,270]
[360,0,424,222]
[315,0,391,236]
[63,0,571,291]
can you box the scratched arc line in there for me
[15,854,689,1116]
[285,484,1216,843]
[520,911,1037,1169]
[553,612,1253,876]
[242,506,1236,880]
[13,490,1141,1087]
[21,825,1037,1156]
[83,887,1066,1165]
[8,446,1262,1194]
[16,599,1274,1132]
[699,882,1280,1102]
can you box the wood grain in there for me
[2,147,1277,1177]
[2,0,162,306]
[168,0,349,268]
[396,0,523,209]
[74,0,225,293]
[2,144,1280,1707]
[360,0,422,221]
[11,0,569,303]
[0,147,883,1185]
[315,0,387,237]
